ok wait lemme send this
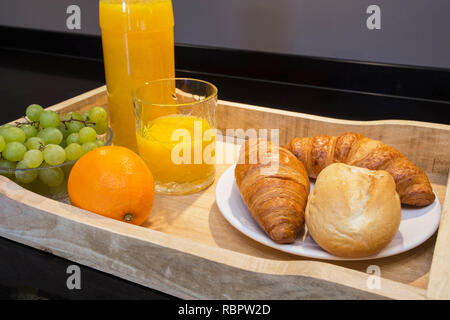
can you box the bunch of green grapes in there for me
[0,104,108,186]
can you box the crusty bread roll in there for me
[305,163,401,258]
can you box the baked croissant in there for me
[235,139,310,243]
[286,132,435,206]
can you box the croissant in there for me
[286,132,435,206]
[235,139,310,244]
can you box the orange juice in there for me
[99,0,175,152]
[136,114,216,193]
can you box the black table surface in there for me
[0,43,449,299]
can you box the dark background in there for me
[1,27,450,125]
[0,26,449,299]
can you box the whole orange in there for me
[68,146,154,225]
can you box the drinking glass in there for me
[133,78,217,194]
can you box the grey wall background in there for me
[0,0,449,69]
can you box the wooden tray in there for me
[1,86,449,299]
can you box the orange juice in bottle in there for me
[99,0,175,152]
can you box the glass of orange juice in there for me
[99,0,175,152]
[133,78,218,195]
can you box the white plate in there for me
[216,165,442,261]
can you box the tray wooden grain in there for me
[1,86,449,299]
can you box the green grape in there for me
[43,144,66,165]
[66,133,80,145]
[39,110,60,128]
[82,142,97,154]
[89,106,108,123]
[59,123,70,139]
[21,124,38,139]
[0,125,13,137]
[81,110,90,121]
[37,127,63,145]
[1,126,26,143]
[65,143,84,161]
[26,137,44,150]
[15,160,39,184]
[93,121,108,135]
[39,167,64,187]
[63,111,82,121]
[67,120,85,133]
[94,139,104,147]
[64,112,85,133]
[3,142,27,162]
[59,139,67,149]
[78,127,97,143]
[26,104,44,122]
[0,136,5,152]
[0,159,16,176]
[23,149,44,169]
[61,162,74,177]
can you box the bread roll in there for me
[305,163,401,258]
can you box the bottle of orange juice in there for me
[99,0,175,152]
